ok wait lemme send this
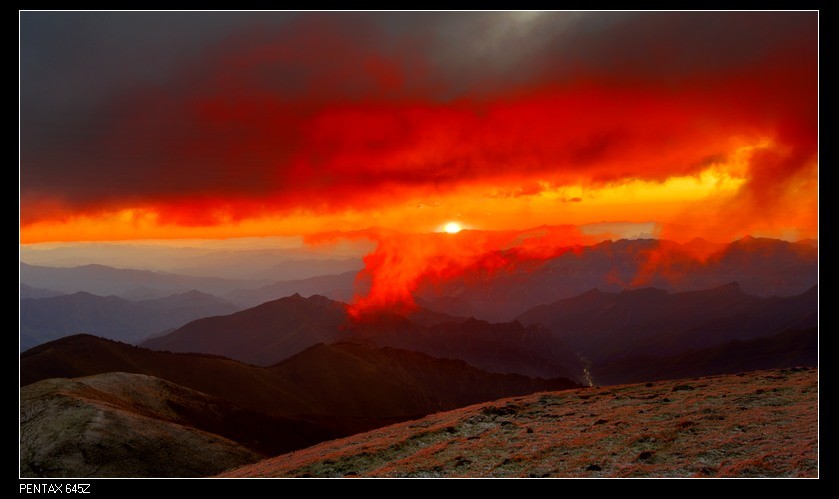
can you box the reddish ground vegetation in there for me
[222,368,818,478]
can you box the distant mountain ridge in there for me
[23,237,817,324]
[223,271,360,308]
[141,281,815,383]
[415,237,817,321]
[349,315,583,381]
[20,284,64,299]
[250,258,364,282]
[20,262,266,299]
[591,327,817,385]
[20,290,241,350]
[517,283,817,363]
[21,241,369,280]
[141,294,585,381]
[142,293,351,366]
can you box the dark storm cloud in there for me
[19,11,817,224]
[20,12,297,151]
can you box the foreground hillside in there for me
[21,373,260,477]
[224,368,818,478]
[21,335,578,476]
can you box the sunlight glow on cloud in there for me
[20,12,816,245]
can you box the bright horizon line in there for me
[18,230,816,249]
[19,221,654,246]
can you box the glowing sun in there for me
[443,222,463,234]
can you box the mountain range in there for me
[222,271,360,308]
[348,314,583,381]
[517,282,817,362]
[22,237,817,324]
[141,294,351,366]
[141,294,585,381]
[591,327,817,385]
[20,262,265,300]
[18,236,819,478]
[20,290,241,350]
[20,284,64,299]
[415,237,817,321]
[21,240,369,280]
[140,283,816,385]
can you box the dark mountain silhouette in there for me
[349,315,583,382]
[591,327,817,385]
[416,237,817,321]
[148,283,812,383]
[20,262,265,300]
[414,300,469,327]
[22,334,316,415]
[141,293,351,366]
[142,293,582,379]
[20,290,240,350]
[23,334,577,423]
[403,304,467,327]
[517,283,816,362]
[273,341,578,419]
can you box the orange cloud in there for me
[20,13,817,245]
[307,226,596,316]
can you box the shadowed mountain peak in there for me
[142,293,351,366]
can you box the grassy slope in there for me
[223,367,818,478]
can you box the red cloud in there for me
[21,13,817,243]
[308,226,598,316]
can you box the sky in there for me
[20,11,817,246]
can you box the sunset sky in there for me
[20,11,817,246]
